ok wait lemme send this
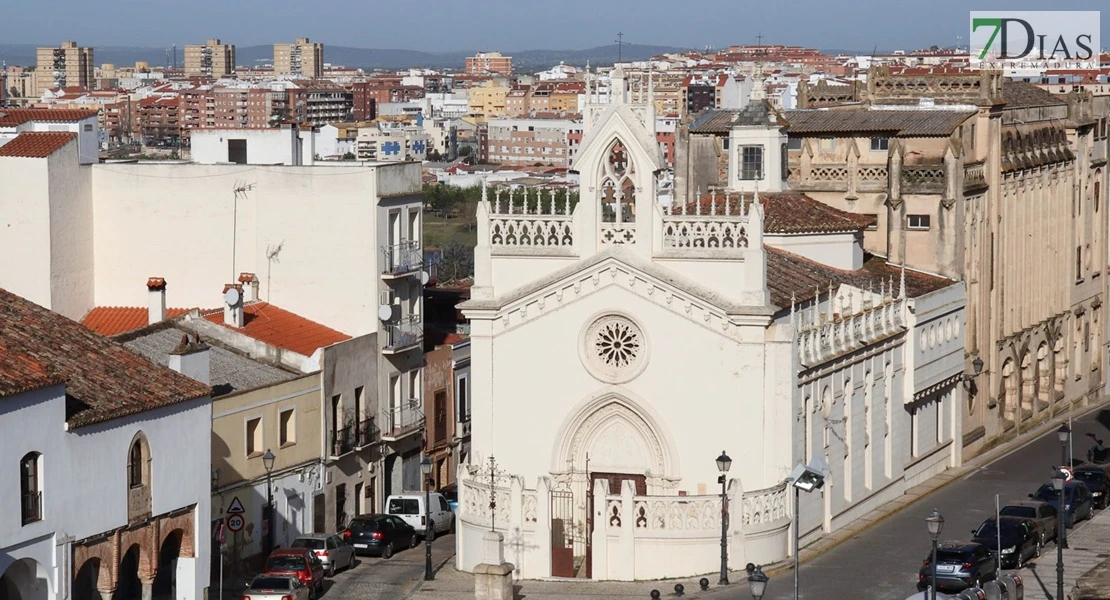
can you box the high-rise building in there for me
[465,51,512,77]
[34,42,94,97]
[184,39,236,78]
[273,38,324,79]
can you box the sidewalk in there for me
[1020,506,1110,600]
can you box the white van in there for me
[385,493,455,540]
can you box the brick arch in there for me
[119,527,157,582]
[73,537,117,592]
[158,510,196,558]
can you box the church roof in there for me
[688,107,974,137]
[571,104,665,174]
[682,191,876,234]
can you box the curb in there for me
[763,398,1108,580]
[403,554,456,598]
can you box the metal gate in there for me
[550,486,575,577]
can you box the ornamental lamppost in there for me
[262,449,276,556]
[1059,422,1071,552]
[421,455,434,581]
[717,451,732,585]
[1054,469,1067,600]
[747,564,768,600]
[925,509,944,600]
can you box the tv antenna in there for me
[231,181,256,281]
[265,241,284,301]
[615,32,626,64]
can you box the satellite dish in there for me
[224,287,241,306]
[420,270,430,285]
[378,304,394,321]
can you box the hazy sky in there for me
[0,0,1105,53]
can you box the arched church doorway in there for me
[0,558,51,600]
[72,558,102,600]
[112,546,141,600]
[152,530,182,600]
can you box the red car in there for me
[262,548,325,599]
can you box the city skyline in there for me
[0,0,1104,55]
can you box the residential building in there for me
[347,82,379,121]
[356,126,429,162]
[273,38,324,79]
[465,51,512,77]
[454,68,965,580]
[0,107,99,164]
[34,41,93,97]
[190,125,315,165]
[184,39,236,78]
[316,122,359,159]
[681,72,748,116]
[288,83,352,126]
[467,81,509,118]
[137,96,181,145]
[0,287,212,600]
[485,117,581,167]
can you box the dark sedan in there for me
[1030,480,1094,527]
[342,514,418,559]
[970,516,1040,569]
[917,541,998,593]
[1074,465,1110,509]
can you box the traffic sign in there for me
[216,522,226,545]
[226,514,245,532]
[227,496,245,514]
[1060,467,1075,482]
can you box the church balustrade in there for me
[785,164,887,193]
[661,190,750,249]
[488,187,576,248]
[793,280,909,367]
[901,165,947,194]
[963,160,988,192]
[740,483,790,532]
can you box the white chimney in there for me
[147,277,167,324]
[168,333,210,385]
[223,283,245,328]
[239,272,260,302]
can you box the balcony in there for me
[381,240,423,278]
[330,425,355,458]
[355,418,379,448]
[383,316,423,354]
[21,491,41,525]
[381,401,424,442]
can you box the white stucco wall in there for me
[765,232,863,271]
[24,116,99,164]
[46,143,94,322]
[190,128,308,166]
[0,157,52,309]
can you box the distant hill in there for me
[0,43,688,73]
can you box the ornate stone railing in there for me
[963,160,988,191]
[786,164,887,192]
[522,489,539,531]
[901,166,947,194]
[741,483,790,529]
[600,223,637,245]
[488,187,575,248]
[631,496,721,531]
[793,283,909,367]
[661,190,751,249]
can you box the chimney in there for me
[223,283,245,328]
[146,277,167,324]
[238,272,260,302]
[168,333,210,385]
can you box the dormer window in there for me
[740,146,763,180]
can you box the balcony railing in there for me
[21,491,41,525]
[383,316,423,353]
[356,418,379,448]
[901,166,947,194]
[330,425,355,457]
[382,240,423,277]
[382,401,424,441]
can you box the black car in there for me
[342,514,418,559]
[1074,465,1110,509]
[917,541,998,593]
[970,516,1040,569]
[1030,480,1094,527]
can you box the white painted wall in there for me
[765,232,863,271]
[190,128,312,166]
[22,116,99,164]
[0,156,52,309]
[46,143,94,322]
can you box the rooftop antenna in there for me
[232,181,256,281]
[756,33,764,55]
[265,241,284,302]
[615,32,625,64]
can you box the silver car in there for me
[291,534,356,577]
[244,575,310,600]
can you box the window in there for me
[128,439,146,488]
[722,138,730,150]
[280,409,296,446]
[819,137,835,151]
[457,375,470,422]
[740,145,763,180]
[21,452,41,525]
[863,213,879,231]
[83,123,93,132]
[787,137,803,150]
[1077,246,1083,281]
[1096,181,1102,213]
[409,371,420,401]
[870,137,889,151]
[907,214,931,230]
[246,417,262,456]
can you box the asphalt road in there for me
[751,406,1110,600]
[317,533,457,600]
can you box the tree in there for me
[458,146,473,157]
[8,86,19,100]
[426,149,443,162]
[342,152,356,160]
[439,240,475,282]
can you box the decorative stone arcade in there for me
[72,509,196,600]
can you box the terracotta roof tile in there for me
[0,288,210,427]
[0,132,77,158]
[202,302,351,356]
[0,344,64,397]
[0,108,99,127]
[82,307,194,337]
[679,191,876,234]
[1002,81,1067,108]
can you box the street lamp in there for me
[262,449,276,557]
[925,509,944,600]
[788,461,826,600]
[1054,469,1067,600]
[421,455,434,581]
[747,564,768,600]
[717,451,732,585]
[1058,422,1071,552]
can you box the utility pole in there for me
[615,32,625,64]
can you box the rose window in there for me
[582,315,648,383]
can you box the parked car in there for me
[342,514,418,559]
[999,501,1059,544]
[290,534,356,577]
[386,493,455,540]
[1030,479,1094,527]
[262,548,325,599]
[970,516,1040,569]
[441,484,459,512]
[917,541,998,593]
[1073,465,1110,509]
[243,575,311,600]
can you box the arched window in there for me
[128,437,149,489]
[1095,179,1101,213]
[600,139,636,224]
[21,452,41,524]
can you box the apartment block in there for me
[484,117,581,167]
[184,39,236,78]
[465,51,512,77]
[35,42,94,97]
[273,38,324,79]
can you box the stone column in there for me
[590,479,609,580]
[473,531,514,600]
[617,480,636,581]
[534,477,553,579]
[98,590,114,600]
[141,579,154,600]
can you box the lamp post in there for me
[1054,469,1066,600]
[717,451,732,585]
[788,462,825,600]
[747,564,768,600]
[421,455,434,581]
[262,449,276,557]
[1058,422,1071,552]
[925,509,944,600]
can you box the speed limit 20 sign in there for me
[226,514,245,532]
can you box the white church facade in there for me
[454,68,967,581]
